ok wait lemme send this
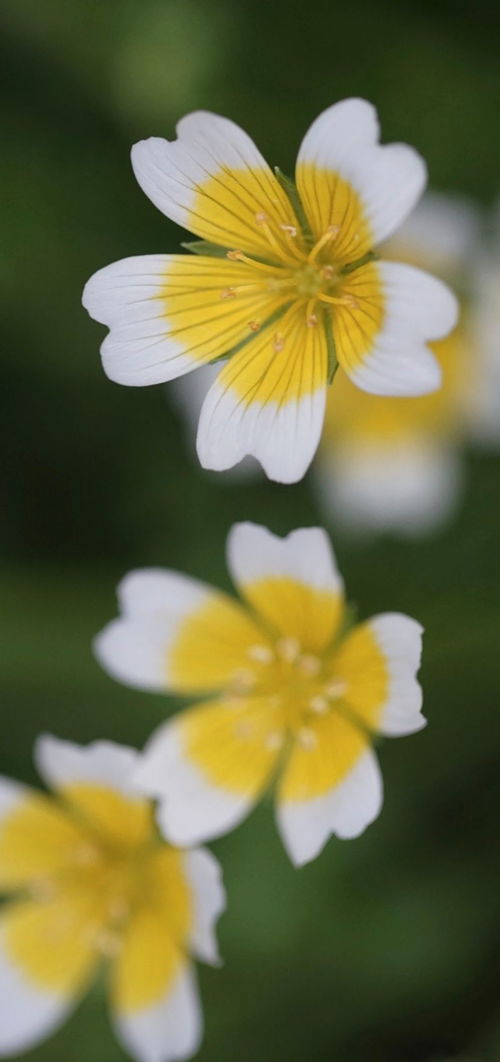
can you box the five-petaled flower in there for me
[95,523,426,866]
[82,99,458,484]
[0,737,225,1062]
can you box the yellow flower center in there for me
[227,635,350,751]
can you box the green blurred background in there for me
[2,0,500,1059]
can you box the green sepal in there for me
[273,167,313,244]
[340,250,379,276]
[181,240,229,258]
[324,314,338,384]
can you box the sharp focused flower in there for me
[314,192,496,535]
[95,524,425,867]
[0,737,225,1062]
[82,99,458,484]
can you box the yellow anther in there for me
[297,727,318,750]
[94,928,121,958]
[325,679,348,699]
[248,644,274,663]
[108,897,130,923]
[322,264,335,281]
[298,654,321,676]
[276,636,301,662]
[220,287,237,300]
[248,320,261,332]
[29,878,57,903]
[280,224,297,237]
[235,720,254,739]
[73,842,100,866]
[266,731,284,751]
[318,292,359,309]
[307,314,319,328]
[273,332,285,352]
[232,668,257,690]
[227,249,243,260]
[309,695,329,715]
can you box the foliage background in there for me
[2,1,500,1059]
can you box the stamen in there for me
[227,249,285,275]
[322,265,335,281]
[266,731,284,751]
[73,842,100,866]
[325,679,348,698]
[220,286,237,300]
[280,224,297,237]
[317,292,359,308]
[273,332,285,352]
[309,695,329,715]
[308,225,339,265]
[297,727,318,750]
[232,668,257,691]
[276,636,301,662]
[29,878,57,902]
[298,654,321,676]
[108,897,130,923]
[307,313,318,328]
[255,212,298,265]
[235,720,254,739]
[248,644,274,663]
[248,320,261,332]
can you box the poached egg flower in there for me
[82,99,458,484]
[0,737,225,1062]
[95,524,426,866]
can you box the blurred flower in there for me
[95,523,425,866]
[83,99,457,484]
[0,737,224,1062]
[315,192,500,536]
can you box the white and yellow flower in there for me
[0,736,225,1061]
[82,99,458,484]
[96,524,425,867]
[315,192,500,535]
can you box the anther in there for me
[255,212,267,225]
[298,654,321,676]
[73,842,100,866]
[276,636,301,662]
[248,320,261,332]
[325,679,348,699]
[226,249,243,260]
[220,287,237,300]
[235,720,254,739]
[273,332,285,352]
[322,265,335,281]
[108,897,130,923]
[266,731,284,751]
[280,224,297,237]
[94,928,121,958]
[232,668,257,690]
[248,644,274,663]
[307,314,318,328]
[297,727,318,750]
[309,695,329,715]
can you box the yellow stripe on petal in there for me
[279,712,367,802]
[330,262,385,378]
[331,622,389,732]
[179,699,283,797]
[243,577,343,655]
[2,897,99,993]
[60,786,152,851]
[296,165,374,262]
[159,256,289,364]
[0,793,86,891]
[111,849,191,1013]
[168,594,266,694]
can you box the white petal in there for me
[183,848,226,966]
[226,523,343,597]
[276,750,383,866]
[83,256,200,386]
[197,374,326,484]
[349,262,458,397]
[368,613,426,736]
[315,444,463,536]
[113,965,202,1062]
[135,723,255,847]
[131,111,294,256]
[95,570,212,693]
[0,923,74,1055]
[297,98,426,244]
[0,777,27,820]
[35,736,141,799]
